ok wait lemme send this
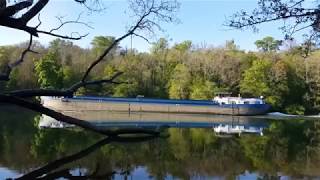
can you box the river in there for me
[1,106,320,179]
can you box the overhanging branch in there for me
[8,72,124,97]
[21,0,49,23]
[0,1,33,17]
[37,30,89,40]
[0,34,36,81]
[81,2,155,82]
[227,0,320,37]
[0,94,161,137]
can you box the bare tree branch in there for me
[0,94,161,137]
[37,30,89,40]
[229,11,318,30]
[81,0,179,82]
[81,5,158,81]
[73,0,106,12]
[8,72,123,97]
[0,17,39,36]
[133,32,151,43]
[33,13,92,40]
[82,35,129,82]
[0,34,37,81]
[21,0,49,23]
[0,0,33,17]
[288,0,305,9]
[50,13,93,33]
[35,14,42,28]
[10,35,36,67]
[227,0,320,39]
[0,0,91,39]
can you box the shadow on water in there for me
[1,106,320,179]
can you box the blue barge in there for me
[41,96,271,116]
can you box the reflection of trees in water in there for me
[167,128,249,178]
[19,135,159,180]
[241,120,320,177]
[0,108,38,171]
[2,109,320,179]
[31,124,101,162]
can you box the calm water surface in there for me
[1,106,320,179]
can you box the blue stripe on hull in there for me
[70,96,219,106]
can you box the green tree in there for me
[225,39,239,51]
[267,60,290,109]
[168,64,191,99]
[0,47,10,91]
[62,66,79,88]
[0,47,10,73]
[5,68,19,90]
[91,36,117,56]
[240,59,272,97]
[190,80,216,100]
[35,52,63,89]
[151,38,169,55]
[255,36,282,52]
[173,40,192,52]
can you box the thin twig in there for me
[37,30,89,40]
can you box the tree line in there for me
[1,36,320,115]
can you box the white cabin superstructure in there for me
[213,96,265,105]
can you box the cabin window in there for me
[244,101,249,104]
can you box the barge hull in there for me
[42,97,270,116]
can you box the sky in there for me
[0,0,306,52]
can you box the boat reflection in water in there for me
[39,115,73,128]
[213,124,264,136]
[39,111,267,136]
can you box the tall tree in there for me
[34,52,63,89]
[91,36,117,57]
[151,38,169,55]
[240,59,272,97]
[173,40,192,52]
[255,36,282,52]
[168,64,191,99]
[190,80,216,100]
[0,47,10,75]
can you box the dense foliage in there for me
[1,36,319,114]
